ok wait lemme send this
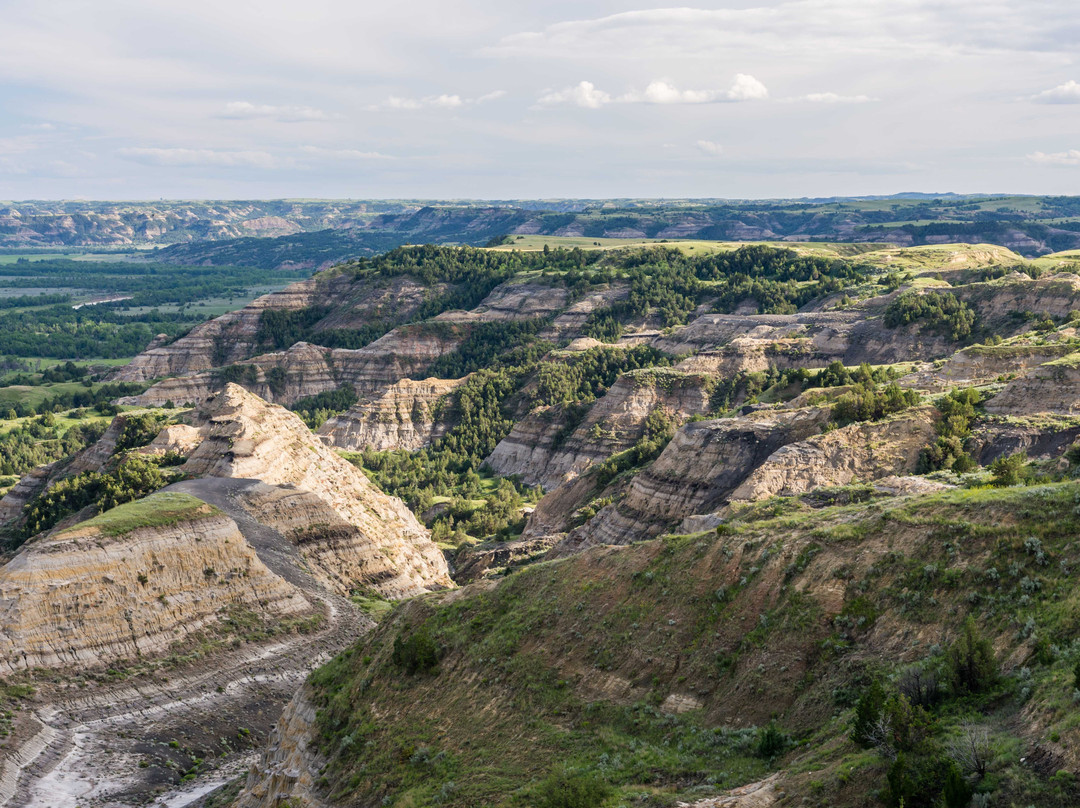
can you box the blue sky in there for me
[0,0,1078,199]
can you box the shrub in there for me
[832,382,920,426]
[946,616,998,694]
[884,290,977,341]
[755,723,790,758]
[533,770,612,808]
[392,627,441,675]
[989,452,1028,487]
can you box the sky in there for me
[0,0,1078,200]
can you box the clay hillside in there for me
[3,239,1080,808]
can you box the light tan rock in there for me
[234,690,328,808]
[984,354,1080,416]
[0,493,308,674]
[180,384,452,597]
[487,369,714,489]
[728,407,938,502]
[318,376,465,451]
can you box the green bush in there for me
[755,723,790,758]
[392,628,441,675]
[832,382,920,426]
[884,290,977,341]
[989,452,1028,487]
[946,616,998,694]
[533,770,612,808]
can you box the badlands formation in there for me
[3,242,1080,807]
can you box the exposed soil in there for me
[1,478,370,808]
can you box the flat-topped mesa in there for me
[958,272,1080,323]
[486,368,714,490]
[181,384,452,597]
[318,376,466,452]
[0,492,308,675]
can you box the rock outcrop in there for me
[899,341,1076,390]
[110,279,319,382]
[121,322,465,408]
[234,690,328,808]
[728,407,938,502]
[179,384,452,597]
[486,369,714,489]
[984,353,1080,416]
[561,407,830,551]
[318,376,465,451]
[0,492,308,674]
[111,272,441,384]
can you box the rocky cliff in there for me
[233,690,329,808]
[486,368,714,489]
[984,353,1080,416]
[0,492,308,674]
[318,376,465,451]
[727,407,938,503]
[110,279,319,382]
[179,384,452,597]
[560,407,830,550]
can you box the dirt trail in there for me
[2,478,370,808]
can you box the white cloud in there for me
[378,91,506,111]
[801,92,873,104]
[726,73,769,101]
[116,147,281,168]
[1032,80,1080,104]
[219,101,331,122]
[696,140,724,156]
[540,75,768,108]
[538,81,612,108]
[299,145,394,160]
[1027,149,1080,166]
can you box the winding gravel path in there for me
[3,478,371,808]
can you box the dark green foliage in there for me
[114,413,165,452]
[989,452,1029,487]
[212,364,258,387]
[918,388,982,473]
[40,361,87,383]
[832,382,920,425]
[1073,660,1080,691]
[532,346,672,408]
[754,723,789,759]
[392,627,441,675]
[257,306,330,350]
[884,291,977,341]
[0,381,145,420]
[580,245,872,340]
[18,454,167,543]
[0,259,305,358]
[851,679,888,747]
[291,385,358,429]
[942,762,974,808]
[0,419,107,476]
[424,320,549,379]
[592,409,675,487]
[352,366,538,542]
[265,366,288,396]
[886,752,955,808]
[946,616,998,694]
[532,770,612,808]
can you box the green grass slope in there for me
[307,481,1080,808]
